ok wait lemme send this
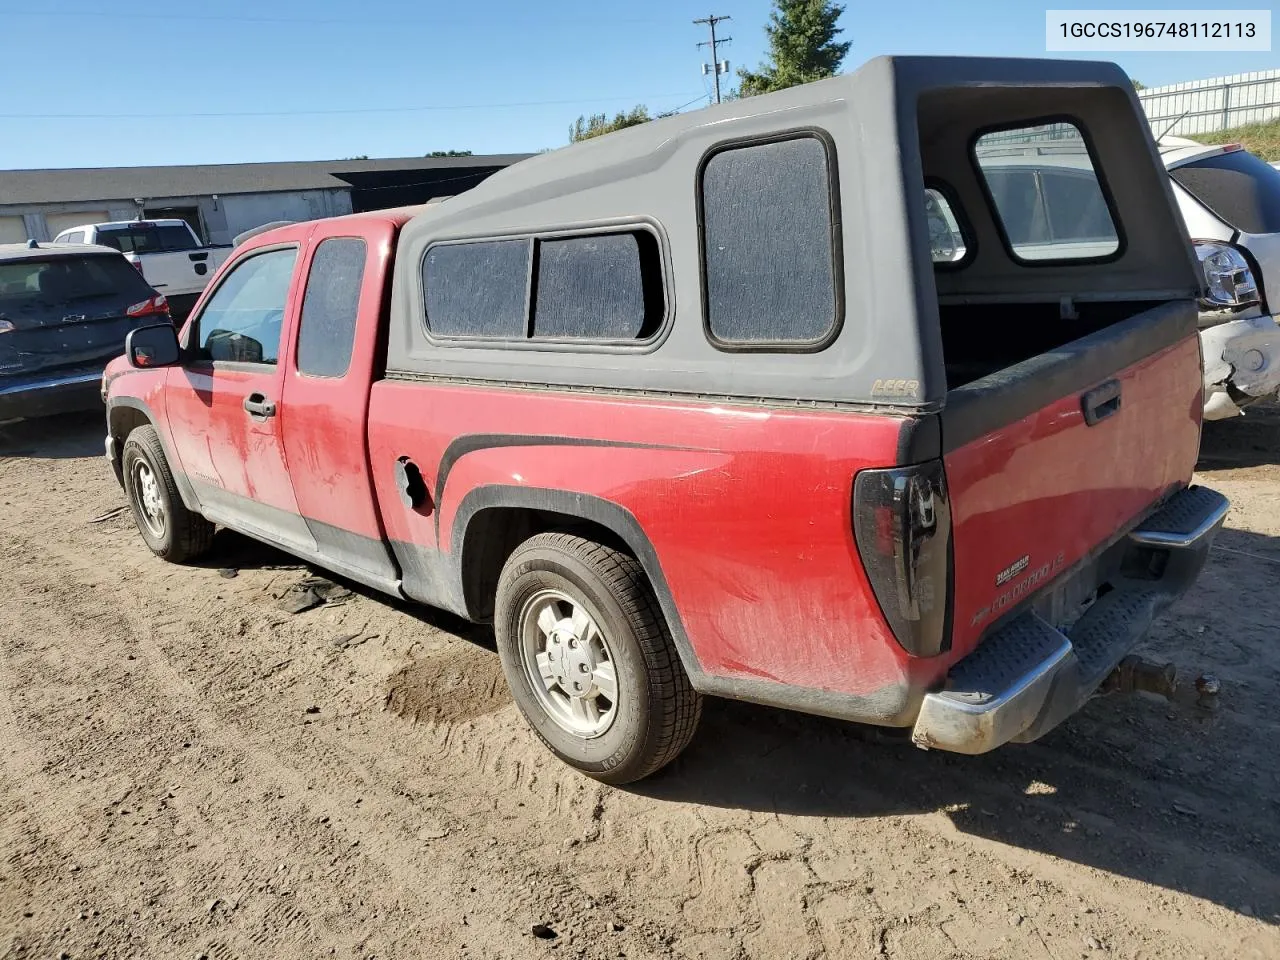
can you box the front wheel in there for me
[121,425,215,563]
[494,533,702,784]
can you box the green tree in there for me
[569,105,653,143]
[737,0,850,97]
[1132,79,1147,91]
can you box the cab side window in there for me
[193,248,297,365]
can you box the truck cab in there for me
[104,56,1227,784]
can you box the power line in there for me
[0,93,704,121]
[6,8,667,26]
[693,14,732,104]
[665,94,712,114]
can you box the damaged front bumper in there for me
[1200,313,1280,420]
[911,485,1228,754]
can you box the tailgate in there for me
[137,251,207,294]
[942,307,1203,656]
[0,309,142,378]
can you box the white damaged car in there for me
[1161,139,1280,419]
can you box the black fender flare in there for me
[449,484,707,683]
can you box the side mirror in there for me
[126,323,181,369]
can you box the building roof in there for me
[0,154,532,206]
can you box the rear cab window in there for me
[1169,148,1280,235]
[97,224,199,255]
[973,122,1120,262]
[925,188,968,264]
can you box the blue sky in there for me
[1,0,1275,170]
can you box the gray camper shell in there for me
[388,55,1201,448]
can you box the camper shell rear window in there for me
[971,121,1121,263]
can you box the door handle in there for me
[243,393,277,418]
[1081,380,1121,426]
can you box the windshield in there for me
[1170,149,1280,235]
[0,254,155,318]
[96,223,199,254]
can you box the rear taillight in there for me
[128,256,145,275]
[126,295,169,319]
[1193,240,1261,310]
[853,460,952,658]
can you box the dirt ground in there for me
[1,406,1277,960]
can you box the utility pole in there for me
[694,14,732,104]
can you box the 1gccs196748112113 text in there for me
[1046,10,1271,51]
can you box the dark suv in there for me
[0,241,169,420]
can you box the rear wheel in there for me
[122,425,215,563]
[494,532,701,784]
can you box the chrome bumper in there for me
[911,486,1228,754]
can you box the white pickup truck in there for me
[52,219,231,318]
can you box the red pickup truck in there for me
[103,56,1227,784]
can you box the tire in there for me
[494,532,702,784]
[121,425,215,563]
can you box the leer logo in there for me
[870,378,920,399]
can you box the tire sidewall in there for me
[122,438,174,557]
[496,546,653,778]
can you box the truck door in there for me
[165,240,316,554]
[278,220,399,590]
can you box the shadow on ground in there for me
[1198,399,1280,470]
[194,528,496,651]
[0,410,104,459]
[637,526,1280,926]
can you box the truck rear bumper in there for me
[911,485,1228,754]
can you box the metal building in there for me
[0,154,531,246]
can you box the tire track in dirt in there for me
[2,524,691,959]
[4,421,1279,959]
[0,543,381,958]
